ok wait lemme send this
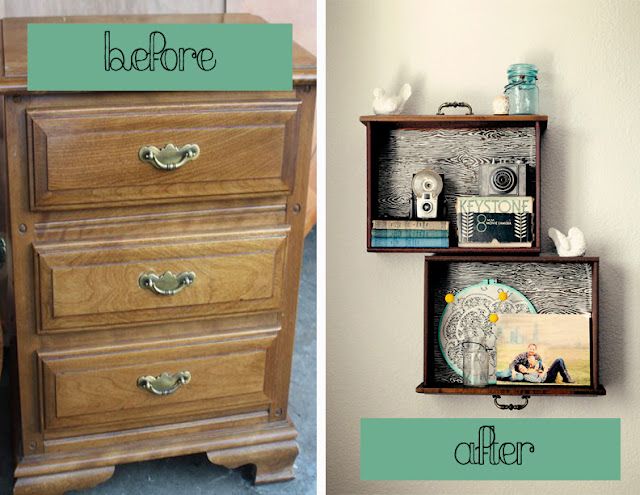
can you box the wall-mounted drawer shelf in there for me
[361,115,547,254]
[418,256,605,397]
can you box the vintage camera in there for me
[412,168,443,219]
[479,159,527,196]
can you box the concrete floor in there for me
[0,228,317,494]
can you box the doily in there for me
[438,279,536,376]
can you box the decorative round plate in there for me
[438,279,536,376]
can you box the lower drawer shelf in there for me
[421,256,604,398]
[416,383,606,396]
[38,328,278,435]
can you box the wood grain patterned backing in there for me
[35,229,288,333]
[374,126,536,222]
[38,330,277,433]
[27,101,300,210]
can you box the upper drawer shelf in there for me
[361,115,547,254]
[27,101,301,211]
[360,115,548,127]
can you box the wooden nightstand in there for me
[0,14,316,494]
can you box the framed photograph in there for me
[495,313,591,386]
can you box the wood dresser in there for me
[0,14,316,494]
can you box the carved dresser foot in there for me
[207,440,299,485]
[14,466,115,495]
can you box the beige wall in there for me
[229,0,316,54]
[327,0,640,493]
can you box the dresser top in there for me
[0,13,316,93]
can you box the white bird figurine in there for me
[548,227,586,257]
[372,83,412,115]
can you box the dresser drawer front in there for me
[39,331,276,432]
[35,230,287,333]
[27,102,300,210]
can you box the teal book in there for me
[372,229,449,238]
[370,237,449,248]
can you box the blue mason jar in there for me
[504,63,539,115]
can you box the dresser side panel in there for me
[263,85,316,420]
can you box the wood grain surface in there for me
[28,102,300,210]
[15,417,299,492]
[0,14,316,491]
[35,230,288,332]
[40,331,276,432]
[374,127,537,222]
[364,117,545,253]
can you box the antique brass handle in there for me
[436,101,474,115]
[138,271,196,296]
[137,371,191,396]
[493,395,530,411]
[138,143,200,171]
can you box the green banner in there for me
[28,24,292,91]
[361,418,620,480]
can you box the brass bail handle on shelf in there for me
[139,271,196,296]
[138,143,200,171]
[436,101,474,115]
[493,395,530,411]
[137,371,192,396]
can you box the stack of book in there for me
[371,220,450,248]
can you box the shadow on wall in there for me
[597,256,625,391]
[389,65,427,114]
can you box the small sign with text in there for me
[27,24,292,91]
[361,418,620,480]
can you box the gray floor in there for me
[0,227,316,495]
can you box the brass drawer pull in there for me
[436,101,474,115]
[138,143,200,171]
[137,371,191,396]
[139,270,196,296]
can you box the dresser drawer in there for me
[27,101,300,210]
[34,229,288,333]
[38,330,277,433]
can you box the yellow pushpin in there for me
[488,313,499,323]
[498,292,508,301]
[445,293,455,304]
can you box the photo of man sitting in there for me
[496,343,574,384]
